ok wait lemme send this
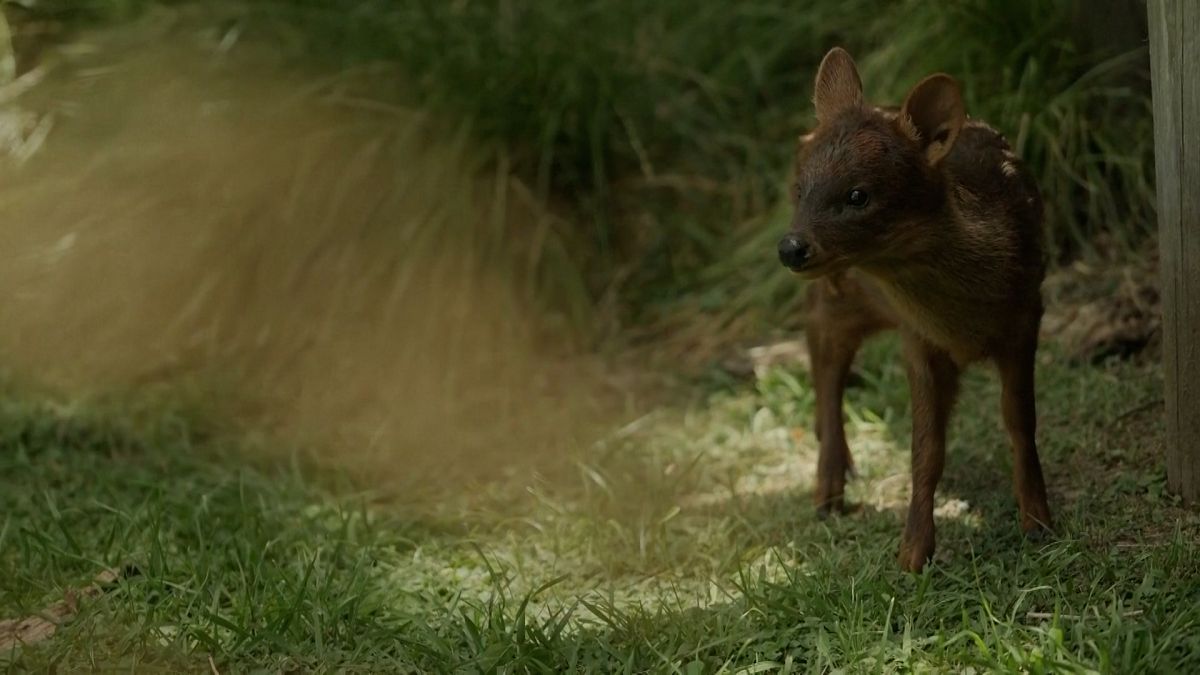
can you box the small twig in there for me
[1026,611,1078,620]
[1110,398,1164,427]
[1026,609,1143,621]
[0,63,50,106]
[613,173,734,195]
[209,655,221,675]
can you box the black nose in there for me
[778,235,810,270]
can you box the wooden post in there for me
[1148,0,1200,502]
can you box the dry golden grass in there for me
[0,19,635,489]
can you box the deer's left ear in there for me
[898,74,965,166]
[813,47,864,122]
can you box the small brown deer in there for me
[778,48,1053,572]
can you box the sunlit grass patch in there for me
[2,342,1197,671]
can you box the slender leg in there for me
[898,337,960,572]
[997,340,1053,537]
[807,321,859,517]
[803,275,892,518]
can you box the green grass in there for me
[6,0,1156,338]
[3,341,1196,672]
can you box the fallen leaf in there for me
[0,568,123,652]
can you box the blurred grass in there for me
[0,24,651,494]
[4,0,1155,345]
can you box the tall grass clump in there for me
[237,0,1156,338]
[341,0,896,319]
[9,0,1157,342]
[860,0,1155,257]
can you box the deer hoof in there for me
[1023,523,1053,544]
[897,536,934,573]
[816,500,860,520]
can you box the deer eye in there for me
[846,188,870,208]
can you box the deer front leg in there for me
[806,322,861,518]
[898,338,960,572]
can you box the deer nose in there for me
[777,235,810,271]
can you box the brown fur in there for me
[786,48,1052,572]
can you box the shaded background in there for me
[0,0,1164,493]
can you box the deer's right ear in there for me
[899,74,965,166]
[813,47,863,122]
